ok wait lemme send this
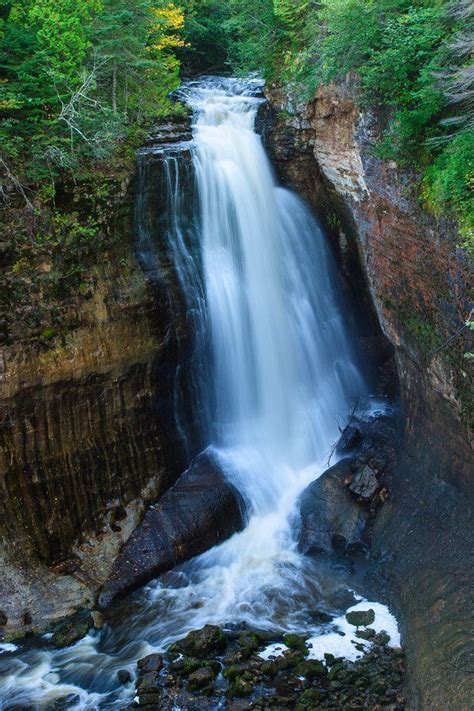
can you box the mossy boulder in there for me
[282,633,309,655]
[227,676,253,697]
[187,666,216,692]
[345,609,375,627]
[356,627,376,640]
[51,615,91,648]
[375,630,391,645]
[294,659,327,679]
[297,688,327,706]
[171,624,226,658]
[237,631,259,652]
[223,662,251,681]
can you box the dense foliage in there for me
[1,0,472,246]
[0,0,187,193]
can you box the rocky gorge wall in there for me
[0,148,190,639]
[266,79,473,710]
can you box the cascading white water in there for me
[0,77,385,710]
[142,75,368,631]
[175,76,365,511]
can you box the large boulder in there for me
[298,458,369,556]
[98,452,245,607]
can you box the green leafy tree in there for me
[1,0,188,196]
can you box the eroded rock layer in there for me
[0,136,192,638]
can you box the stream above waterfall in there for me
[0,76,402,710]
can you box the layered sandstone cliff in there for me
[0,153,189,639]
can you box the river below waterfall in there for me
[0,77,401,710]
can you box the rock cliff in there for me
[0,144,190,639]
[266,79,473,710]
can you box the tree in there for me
[0,0,188,196]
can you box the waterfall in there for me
[172,76,365,513]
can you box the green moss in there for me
[226,676,253,698]
[403,314,443,357]
[282,632,309,655]
[40,327,57,340]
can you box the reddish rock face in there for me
[265,80,473,711]
[267,80,472,425]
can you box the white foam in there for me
[258,642,289,660]
[307,600,401,663]
[0,643,18,654]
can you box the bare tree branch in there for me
[0,156,35,210]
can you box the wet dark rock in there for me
[346,609,375,627]
[349,464,379,499]
[138,653,164,673]
[51,615,92,648]
[98,452,246,607]
[132,623,406,709]
[137,671,160,690]
[117,669,132,684]
[136,657,163,708]
[136,689,161,707]
[253,629,282,643]
[145,118,193,147]
[298,458,369,556]
[187,666,216,692]
[337,424,363,453]
[308,609,334,624]
[171,624,227,658]
[0,610,7,626]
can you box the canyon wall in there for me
[266,79,473,710]
[0,148,190,639]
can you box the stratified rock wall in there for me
[0,133,192,638]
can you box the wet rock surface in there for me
[98,453,246,608]
[133,623,406,709]
[298,457,369,557]
[144,118,193,147]
[299,407,398,559]
[51,613,93,648]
